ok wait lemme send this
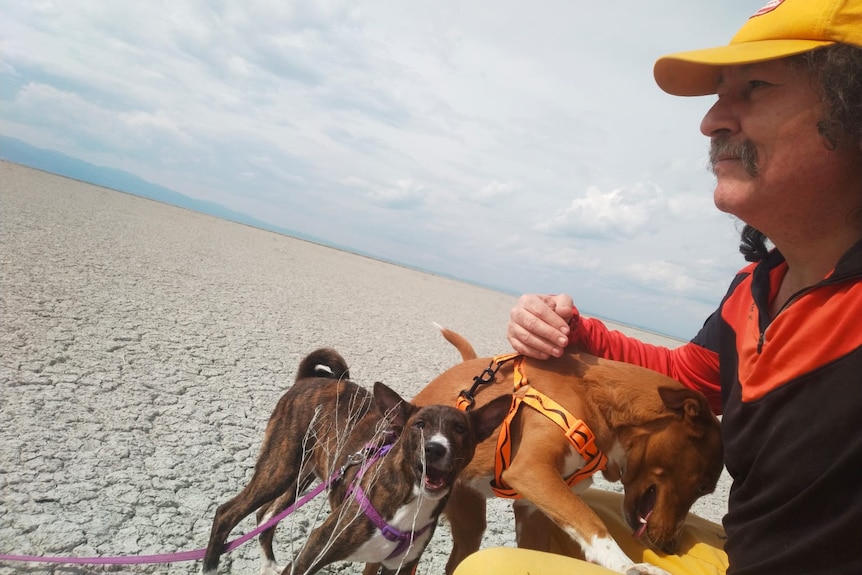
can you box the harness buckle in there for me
[339,449,368,476]
[347,451,366,466]
[564,420,600,460]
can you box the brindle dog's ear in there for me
[658,387,714,437]
[469,394,513,442]
[372,381,415,431]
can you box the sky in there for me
[0,1,768,340]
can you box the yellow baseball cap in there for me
[654,0,862,96]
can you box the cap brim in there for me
[654,39,834,96]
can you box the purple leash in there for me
[0,468,340,566]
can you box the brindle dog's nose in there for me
[425,441,447,462]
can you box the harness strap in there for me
[510,354,527,389]
[489,357,608,499]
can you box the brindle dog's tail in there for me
[433,323,478,362]
[296,348,351,381]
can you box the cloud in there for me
[472,181,517,205]
[534,183,667,240]
[341,177,430,211]
[624,260,700,292]
[0,58,16,76]
[522,246,602,271]
[623,253,741,305]
[0,0,768,339]
[5,82,192,161]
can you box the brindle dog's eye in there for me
[414,420,425,430]
[454,423,467,435]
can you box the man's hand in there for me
[507,294,578,359]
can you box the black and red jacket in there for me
[570,240,862,575]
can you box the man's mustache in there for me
[709,138,759,176]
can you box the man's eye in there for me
[748,80,769,89]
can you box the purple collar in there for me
[345,444,435,560]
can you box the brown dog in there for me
[201,347,512,575]
[411,328,723,575]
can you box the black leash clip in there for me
[456,359,503,411]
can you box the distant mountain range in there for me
[0,135,332,247]
[0,135,524,300]
[0,135,682,340]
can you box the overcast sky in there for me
[0,1,767,339]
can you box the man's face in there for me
[699,58,857,241]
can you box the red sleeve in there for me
[570,316,722,414]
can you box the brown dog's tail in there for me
[296,348,351,381]
[433,323,478,361]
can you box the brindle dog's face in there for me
[401,405,481,498]
[373,382,511,499]
[620,388,723,552]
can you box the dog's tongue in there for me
[633,486,657,539]
[424,467,447,490]
[633,509,652,539]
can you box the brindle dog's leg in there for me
[443,484,488,575]
[285,501,374,575]
[254,475,315,573]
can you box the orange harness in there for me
[458,354,608,499]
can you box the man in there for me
[467,1,862,574]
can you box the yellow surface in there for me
[454,489,728,575]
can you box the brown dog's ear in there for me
[373,381,415,430]
[469,394,513,443]
[658,386,715,436]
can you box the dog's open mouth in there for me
[633,485,657,539]
[421,465,452,494]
